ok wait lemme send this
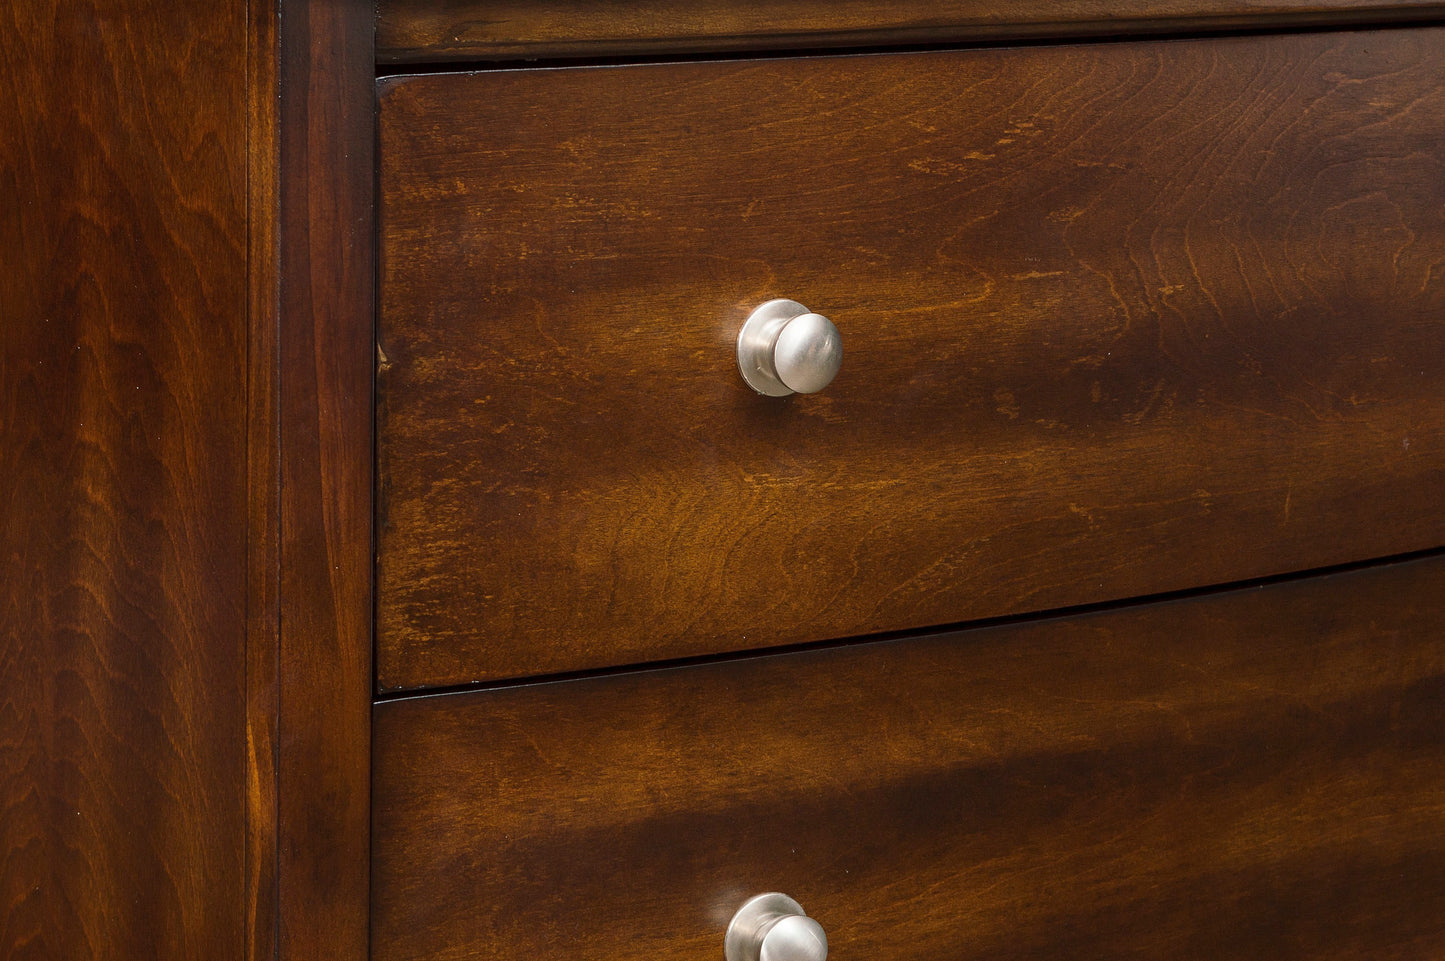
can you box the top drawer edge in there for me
[377,0,1445,65]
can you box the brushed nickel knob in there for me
[737,299,842,397]
[725,893,828,961]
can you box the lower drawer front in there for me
[373,556,1445,960]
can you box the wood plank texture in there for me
[376,0,1445,63]
[246,0,280,959]
[0,1,248,957]
[377,29,1445,690]
[274,0,375,959]
[373,555,1445,961]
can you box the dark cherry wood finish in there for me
[273,1,376,959]
[373,555,1445,961]
[377,29,1445,690]
[246,4,281,960]
[377,0,1445,62]
[0,1,248,957]
[1,0,374,959]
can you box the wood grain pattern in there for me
[373,555,1445,961]
[377,30,1445,690]
[376,0,1445,62]
[246,0,280,959]
[0,1,248,957]
[274,0,375,959]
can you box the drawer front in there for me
[376,0,1445,63]
[373,556,1445,961]
[378,29,1445,690]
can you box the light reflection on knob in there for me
[725,893,828,961]
[737,300,842,397]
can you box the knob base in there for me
[737,299,812,396]
[726,893,823,961]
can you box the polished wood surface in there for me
[0,1,248,957]
[377,0,1445,62]
[273,0,375,958]
[377,29,1445,690]
[1,0,376,958]
[373,555,1445,961]
[246,3,280,960]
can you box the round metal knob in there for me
[725,893,828,961]
[737,299,842,397]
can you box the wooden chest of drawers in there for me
[5,2,1445,960]
[366,17,1445,959]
